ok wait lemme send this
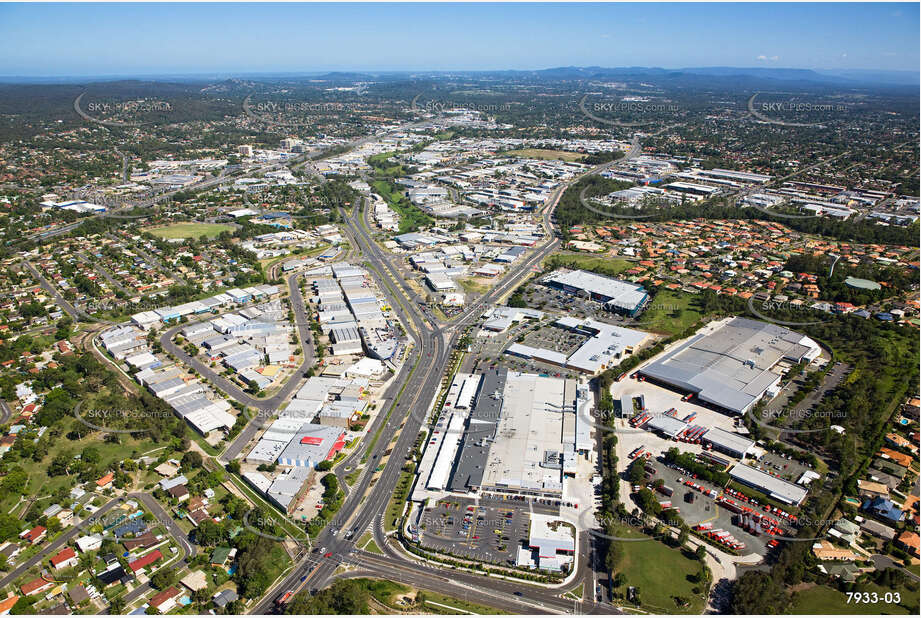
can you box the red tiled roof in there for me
[149,586,181,608]
[128,549,162,573]
[21,576,52,595]
[50,546,76,567]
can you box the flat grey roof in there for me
[640,317,819,414]
[480,372,569,494]
[729,463,808,506]
[703,427,755,457]
[646,414,688,438]
[448,369,504,492]
[544,269,647,310]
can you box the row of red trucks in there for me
[681,478,797,540]
[723,487,798,524]
[676,425,707,443]
[629,446,652,460]
[629,411,652,427]
[694,523,746,551]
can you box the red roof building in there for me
[21,576,54,596]
[50,546,78,569]
[20,525,46,544]
[128,549,162,573]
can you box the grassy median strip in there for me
[364,359,418,462]
[384,463,416,532]
[421,590,509,615]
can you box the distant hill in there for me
[530,66,918,87]
[0,66,916,88]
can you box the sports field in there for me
[146,222,235,239]
[506,148,587,162]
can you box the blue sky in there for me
[0,2,917,76]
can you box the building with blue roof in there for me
[862,496,904,523]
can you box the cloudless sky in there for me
[0,2,917,76]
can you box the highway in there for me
[17,125,644,614]
[23,123,643,613]
[251,205,572,613]
[247,131,656,614]
[249,196,451,613]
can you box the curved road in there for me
[159,269,316,462]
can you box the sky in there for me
[0,2,918,77]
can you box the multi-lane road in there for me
[246,132,656,615]
[26,119,648,613]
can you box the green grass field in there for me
[372,180,433,233]
[640,290,705,336]
[506,148,587,162]
[145,222,235,239]
[458,277,490,294]
[3,433,161,515]
[543,253,633,277]
[790,582,916,615]
[358,532,384,554]
[610,528,708,614]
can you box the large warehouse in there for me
[505,317,649,375]
[639,317,821,415]
[543,270,649,316]
[439,370,594,499]
[729,463,809,506]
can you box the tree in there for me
[108,597,126,614]
[605,541,623,574]
[695,545,707,561]
[729,572,790,614]
[196,519,222,546]
[150,567,176,590]
[285,579,371,614]
[181,451,203,469]
[628,459,645,485]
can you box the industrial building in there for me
[543,269,649,316]
[422,374,484,491]
[702,427,755,459]
[663,181,721,199]
[728,463,809,506]
[277,424,346,468]
[482,306,544,332]
[517,513,576,572]
[440,370,593,499]
[639,317,821,415]
[646,413,688,439]
[505,317,648,375]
